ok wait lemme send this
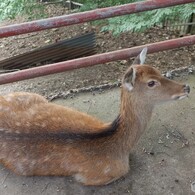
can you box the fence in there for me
[0,0,195,85]
[162,13,195,34]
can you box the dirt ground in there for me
[0,3,195,195]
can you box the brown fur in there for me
[0,62,190,185]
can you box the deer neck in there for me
[117,89,153,152]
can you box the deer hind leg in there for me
[74,160,129,186]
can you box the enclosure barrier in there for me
[0,0,194,38]
[0,0,194,84]
[0,35,194,85]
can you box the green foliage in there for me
[1,0,194,35]
[78,0,195,35]
[103,3,195,35]
[79,1,98,12]
[78,0,138,11]
[0,0,45,21]
[178,3,195,19]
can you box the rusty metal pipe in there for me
[0,0,194,38]
[0,35,195,85]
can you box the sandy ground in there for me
[0,73,194,195]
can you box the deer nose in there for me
[183,84,190,94]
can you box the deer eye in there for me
[147,81,155,87]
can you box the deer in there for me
[0,48,190,186]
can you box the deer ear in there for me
[132,47,148,65]
[123,67,136,91]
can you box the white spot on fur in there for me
[0,106,10,111]
[15,152,21,157]
[30,160,37,168]
[43,156,50,162]
[35,123,41,127]
[5,130,12,133]
[41,123,46,128]
[5,107,10,111]
[29,109,36,116]
[104,166,111,174]
[15,162,26,175]
[36,115,42,120]
[1,143,7,148]
[15,122,21,127]
[74,174,86,183]
[4,96,12,102]
[52,117,57,121]
[26,122,30,127]
[96,161,103,166]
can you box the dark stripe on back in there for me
[0,115,121,141]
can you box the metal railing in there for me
[0,35,194,85]
[0,0,194,38]
[0,0,194,84]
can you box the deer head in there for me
[122,48,190,104]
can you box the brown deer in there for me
[0,48,190,185]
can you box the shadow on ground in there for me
[0,75,194,195]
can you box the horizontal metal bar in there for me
[0,35,195,85]
[0,0,194,38]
